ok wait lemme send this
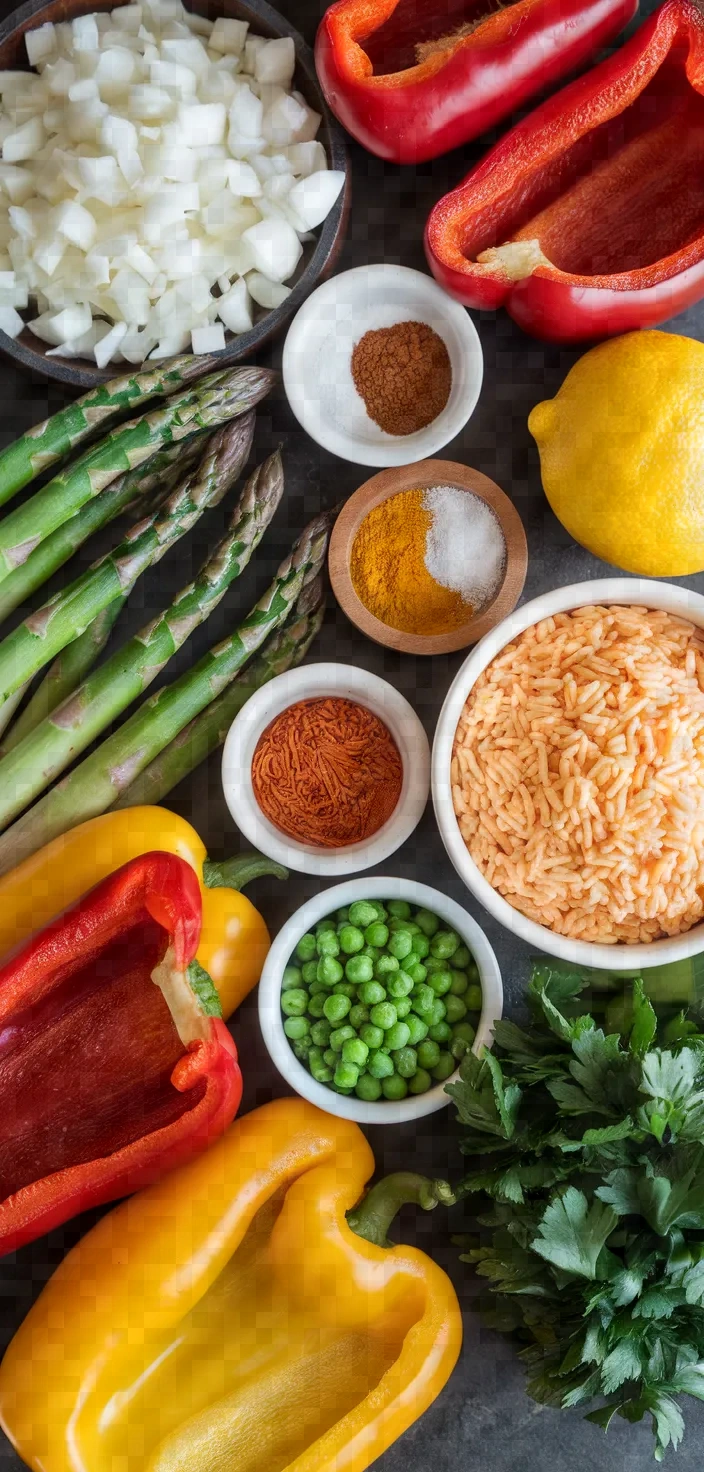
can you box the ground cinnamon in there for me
[351,320,452,436]
[251,696,403,848]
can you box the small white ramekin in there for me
[258,876,503,1125]
[221,662,430,876]
[433,577,704,970]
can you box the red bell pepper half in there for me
[425,0,704,341]
[0,852,242,1256]
[315,0,637,165]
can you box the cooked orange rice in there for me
[451,605,704,944]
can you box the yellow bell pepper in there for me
[0,806,284,1018]
[0,1098,462,1472]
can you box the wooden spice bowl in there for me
[329,459,528,657]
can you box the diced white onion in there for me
[209,17,248,55]
[241,216,301,283]
[246,271,291,310]
[94,318,128,367]
[0,303,23,336]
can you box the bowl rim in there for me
[258,874,504,1125]
[0,0,350,387]
[433,576,704,969]
[328,457,528,655]
[281,262,484,468]
[221,660,431,876]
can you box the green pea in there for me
[430,930,460,960]
[329,1024,356,1052]
[428,970,452,996]
[295,933,317,962]
[385,1020,410,1051]
[466,985,483,1012]
[315,918,337,934]
[453,1020,476,1046]
[410,933,430,958]
[387,900,411,919]
[405,1014,429,1046]
[308,993,327,1018]
[359,980,386,1007]
[404,960,427,985]
[394,997,412,1019]
[432,1051,456,1082]
[336,907,350,924]
[370,1002,397,1031]
[382,1074,408,1100]
[408,1068,432,1095]
[392,1046,417,1078]
[292,1039,310,1062]
[424,957,448,975]
[317,956,343,986]
[365,921,389,948]
[339,924,365,955]
[342,1037,369,1067]
[355,1074,382,1101]
[429,1020,452,1043]
[333,981,358,1000]
[387,971,413,999]
[362,945,380,962]
[411,984,434,1017]
[348,901,378,929]
[323,992,351,1025]
[360,1022,384,1049]
[389,917,420,936]
[452,945,471,969]
[323,1048,337,1067]
[388,929,413,961]
[345,954,374,986]
[417,1039,441,1070]
[301,960,319,986]
[367,1049,395,1080]
[284,1014,310,1041]
[370,901,388,921]
[282,965,302,990]
[331,1084,353,1095]
[316,928,340,958]
[310,1057,333,1083]
[444,995,468,1024]
[311,1019,332,1047]
[415,908,440,937]
[449,970,468,996]
[308,980,329,996]
[334,1061,359,1089]
[349,1004,370,1029]
[281,988,308,1017]
[374,954,399,979]
[428,998,447,1027]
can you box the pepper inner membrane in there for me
[0,915,202,1200]
[86,1192,412,1472]
[471,51,704,277]
[362,0,514,73]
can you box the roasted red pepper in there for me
[0,852,242,1256]
[315,0,636,165]
[425,0,704,341]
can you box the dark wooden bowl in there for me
[0,0,350,387]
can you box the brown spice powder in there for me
[351,320,452,436]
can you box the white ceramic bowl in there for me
[222,662,430,876]
[259,876,503,1124]
[433,577,704,970]
[282,263,483,467]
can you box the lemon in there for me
[528,330,704,577]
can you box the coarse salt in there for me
[424,486,505,612]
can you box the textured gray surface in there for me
[0,0,703,1466]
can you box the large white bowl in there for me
[433,578,704,970]
[259,876,503,1125]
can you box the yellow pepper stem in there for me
[203,850,289,890]
[346,1173,456,1249]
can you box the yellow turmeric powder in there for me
[350,489,472,636]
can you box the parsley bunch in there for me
[449,965,704,1460]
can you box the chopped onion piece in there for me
[255,38,295,87]
[217,275,252,333]
[191,321,224,354]
[246,271,291,310]
[287,170,345,230]
[95,319,128,368]
[3,117,45,163]
[25,23,57,68]
[176,100,225,145]
[0,304,23,337]
[46,301,93,342]
[209,17,248,54]
[72,14,100,51]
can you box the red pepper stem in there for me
[202,852,289,891]
[346,1172,456,1248]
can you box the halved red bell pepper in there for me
[0,851,242,1257]
[315,0,637,165]
[425,0,704,341]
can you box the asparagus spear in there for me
[0,683,28,741]
[113,575,326,809]
[2,595,126,753]
[0,353,218,510]
[0,452,284,828]
[0,365,274,585]
[0,511,333,872]
[0,434,209,629]
[0,412,255,703]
